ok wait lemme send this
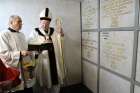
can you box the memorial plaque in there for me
[100,0,135,28]
[82,32,98,63]
[100,31,134,77]
[82,0,98,29]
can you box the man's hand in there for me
[59,28,64,36]
[21,50,31,56]
[56,28,64,37]
[56,17,64,37]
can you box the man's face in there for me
[11,17,22,31]
[40,20,51,30]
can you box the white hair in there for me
[8,15,21,25]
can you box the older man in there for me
[0,15,34,93]
[28,8,65,93]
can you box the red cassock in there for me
[0,58,21,90]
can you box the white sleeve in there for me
[28,29,44,44]
[28,30,39,44]
[28,30,36,41]
[0,32,20,67]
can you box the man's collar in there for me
[8,27,19,33]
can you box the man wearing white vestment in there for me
[0,15,35,93]
[28,8,65,93]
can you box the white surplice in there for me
[0,29,35,91]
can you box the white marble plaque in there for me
[100,0,135,28]
[100,31,134,77]
[134,85,140,93]
[83,61,97,93]
[100,69,131,93]
[82,32,98,63]
[136,32,140,82]
[82,0,98,29]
